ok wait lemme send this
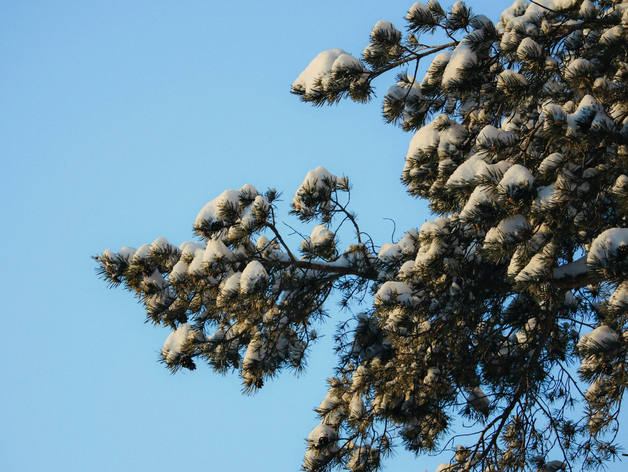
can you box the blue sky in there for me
[2,1,626,471]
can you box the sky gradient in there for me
[2,1,626,471]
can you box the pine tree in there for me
[95,1,628,470]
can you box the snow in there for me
[180,241,205,258]
[169,260,189,282]
[239,195,269,230]
[302,225,335,256]
[371,20,400,42]
[318,390,343,426]
[399,228,419,250]
[534,185,559,209]
[566,95,615,136]
[144,269,167,288]
[498,164,534,195]
[563,291,577,308]
[497,70,528,89]
[515,318,537,345]
[545,56,559,70]
[476,125,517,149]
[187,248,207,276]
[161,324,201,364]
[442,39,477,88]
[406,120,441,157]
[378,243,402,263]
[609,282,628,309]
[467,387,489,413]
[330,245,372,270]
[507,247,525,278]
[424,367,440,385]
[419,217,449,238]
[239,183,259,198]
[516,37,541,60]
[349,393,365,419]
[529,224,552,253]
[203,238,233,264]
[612,175,628,193]
[384,75,425,125]
[347,447,378,471]
[378,228,418,263]
[451,1,467,16]
[586,377,608,400]
[587,228,628,267]
[586,377,608,398]
[309,225,334,246]
[538,153,564,173]
[484,215,529,244]
[206,328,225,344]
[552,257,589,281]
[308,422,338,444]
[514,243,555,282]
[588,410,605,430]
[375,281,414,305]
[150,236,172,252]
[595,79,616,99]
[503,0,577,22]
[579,0,595,15]
[240,260,268,294]
[459,186,495,221]
[386,77,420,102]
[499,0,528,22]
[292,49,362,97]
[499,0,579,51]
[446,154,489,186]
[407,2,431,19]
[415,239,445,268]
[565,58,593,79]
[256,235,287,262]
[262,306,280,324]
[578,326,619,350]
[220,271,241,295]
[133,244,151,261]
[332,53,362,73]
[469,15,491,32]
[439,122,467,154]
[243,334,266,368]
[292,166,343,212]
[351,364,367,389]
[194,189,240,229]
[422,52,452,88]
[117,246,137,259]
[256,235,272,251]
[384,307,407,330]
[600,25,624,45]
[101,249,115,259]
[293,49,346,93]
[398,260,416,279]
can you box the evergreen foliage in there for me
[95,1,628,470]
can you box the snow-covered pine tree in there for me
[95,0,628,470]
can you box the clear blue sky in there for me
[2,1,626,471]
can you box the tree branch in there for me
[265,222,379,281]
[369,42,458,80]
[552,257,599,290]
